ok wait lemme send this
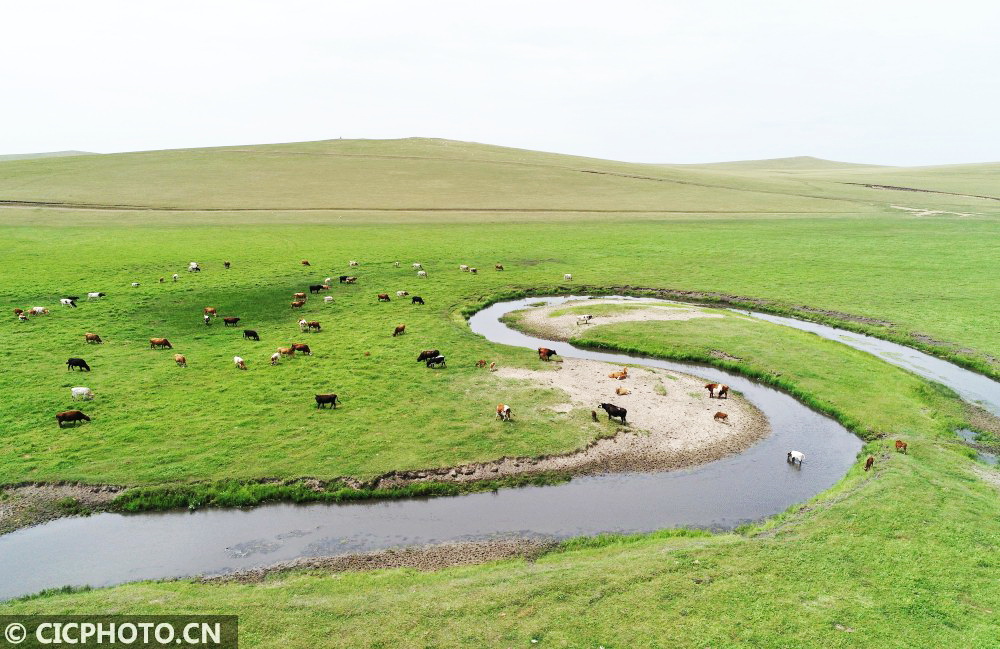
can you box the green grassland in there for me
[1,138,999,646]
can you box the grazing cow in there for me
[495,264,504,271]
[460,264,469,271]
[87,292,106,300]
[28,307,49,315]
[315,393,339,408]
[475,359,487,368]
[188,262,200,272]
[85,333,103,344]
[345,276,357,284]
[349,260,359,267]
[56,410,90,427]
[864,455,875,471]
[234,355,247,370]
[66,358,91,371]
[396,291,409,297]
[577,314,594,325]
[417,270,427,278]
[714,411,728,423]
[564,274,573,281]
[339,275,350,283]
[270,352,281,365]
[291,300,306,308]
[609,367,629,380]
[496,404,512,421]
[787,450,805,465]
[60,298,77,308]
[278,346,295,357]
[149,338,173,349]
[131,282,140,287]
[243,329,260,341]
[224,261,231,269]
[469,267,477,274]
[17,313,27,322]
[174,354,187,367]
[13,308,23,316]
[298,319,308,331]
[306,321,321,332]
[489,362,496,372]
[324,296,334,303]
[71,387,94,401]
[204,314,211,326]
[537,347,557,361]
[412,263,422,269]
[599,402,627,424]
[394,261,400,268]
[392,324,406,337]
[705,383,729,399]
[417,349,441,362]
[172,274,179,281]
[291,343,312,355]
[895,440,908,454]
[616,386,631,396]
[204,307,217,317]
[223,316,240,327]
[426,355,446,368]
[591,410,599,422]
[160,277,166,283]
[301,260,311,266]
[293,292,307,301]
[309,284,325,294]
[377,293,391,302]
[411,296,425,305]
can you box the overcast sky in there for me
[3,1,998,165]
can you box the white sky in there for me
[3,0,998,165]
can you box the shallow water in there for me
[11,294,968,600]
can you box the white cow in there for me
[270,352,281,365]
[70,387,94,401]
[298,319,308,331]
[396,291,408,297]
[323,295,334,303]
[28,307,48,315]
[234,356,247,370]
[59,298,77,308]
[577,314,594,325]
[131,282,140,287]
[787,450,805,465]
[412,263,422,269]
[324,277,333,284]
[188,262,200,272]
[172,274,179,281]
[459,264,469,271]
[393,261,400,268]
[349,260,359,267]
[87,292,106,300]
[417,270,427,278]
[564,274,573,281]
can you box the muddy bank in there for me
[207,539,556,584]
[0,484,123,536]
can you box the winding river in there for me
[0,296,995,600]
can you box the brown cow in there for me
[616,386,631,395]
[895,440,908,454]
[84,333,103,344]
[377,293,391,302]
[315,394,338,409]
[496,404,512,421]
[475,359,488,368]
[149,338,173,349]
[714,411,728,423]
[705,383,729,399]
[864,455,875,471]
[417,349,440,362]
[278,347,295,357]
[291,300,306,308]
[56,410,91,427]
[174,354,187,367]
[291,343,312,355]
[538,347,557,361]
[204,307,217,317]
[223,317,241,327]
[393,324,406,337]
[14,308,24,316]
[306,321,321,332]
[591,410,599,422]
[301,260,311,266]
[495,264,504,271]
[609,367,628,380]
[293,292,307,301]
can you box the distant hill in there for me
[681,156,885,171]
[0,150,95,162]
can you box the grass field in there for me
[1,138,999,647]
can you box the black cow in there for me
[243,329,260,341]
[56,410,91,427]
[599,402,627,424]
[426,355,447,368]
[411,296,425,305]
[416,349,440,362]
[66,358,91,371]
[315,394,338,409]
[309,284,325,293]
[339,275,350,283]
